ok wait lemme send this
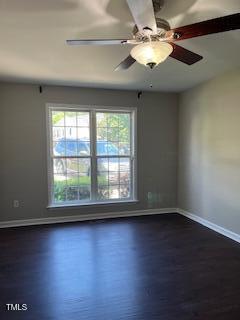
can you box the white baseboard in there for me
[0,208,178,229]
[1,207,239,245]
[178,208,240,244]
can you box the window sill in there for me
[47,200,139,210]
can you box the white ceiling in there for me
[0,0,239,92]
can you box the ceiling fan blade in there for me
[168,13,240,41]
[126,0,157,33]
[115,55,136,71]
[170,43,203,65]
[66,39,135,46]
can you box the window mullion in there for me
[90,110,97,201]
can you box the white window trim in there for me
[46,103,137,208]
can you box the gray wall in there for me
[0,83,178,222]
[178,68,240,234]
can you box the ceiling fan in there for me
[66,0,240,70]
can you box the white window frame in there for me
[46,103,137,207]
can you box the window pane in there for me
[54,158,66,174]
[119,143,130,156]
[109,158,119,171]
[97,158,108,172]
[119,113,130,128]
[79,158,91,175]
[96,112,107,127]
[98,171,108,186]
[120,171,130,185]
[77,141,90,156]
[97,127,107,141]
[76,113,90,154]
[65,140,78,156]
[66,158,78,173]
[119,126,130,143]
[79,186,91,200]
[65,111,77,126]
[79,169,91,186]
[53,140,65,156]
[54,185,67,202]
[120,185,130,198]
[109,186,120,199]
[109,172,119,185]
[66,173,79,186]
[107,127,119,142]
[107,113,119,127]
[52,111,64,126]
[66,127,77,139]
[65,160,91,185]
[67,186,78,201]
[98,186,109,200]
[53,127,65,141]
[77,128,90,141]
[54,173,67,203]
[120,158,130,171]
[77,112,89,127]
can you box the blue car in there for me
[53,139,127,175]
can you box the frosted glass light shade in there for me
[130,41,173,68]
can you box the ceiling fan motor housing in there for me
[132,18,171,42]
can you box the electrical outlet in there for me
[13,200,19,208]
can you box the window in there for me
[47,105,136,206]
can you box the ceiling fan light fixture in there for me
[130,41,173,68]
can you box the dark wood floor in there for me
[0,213,240,320]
